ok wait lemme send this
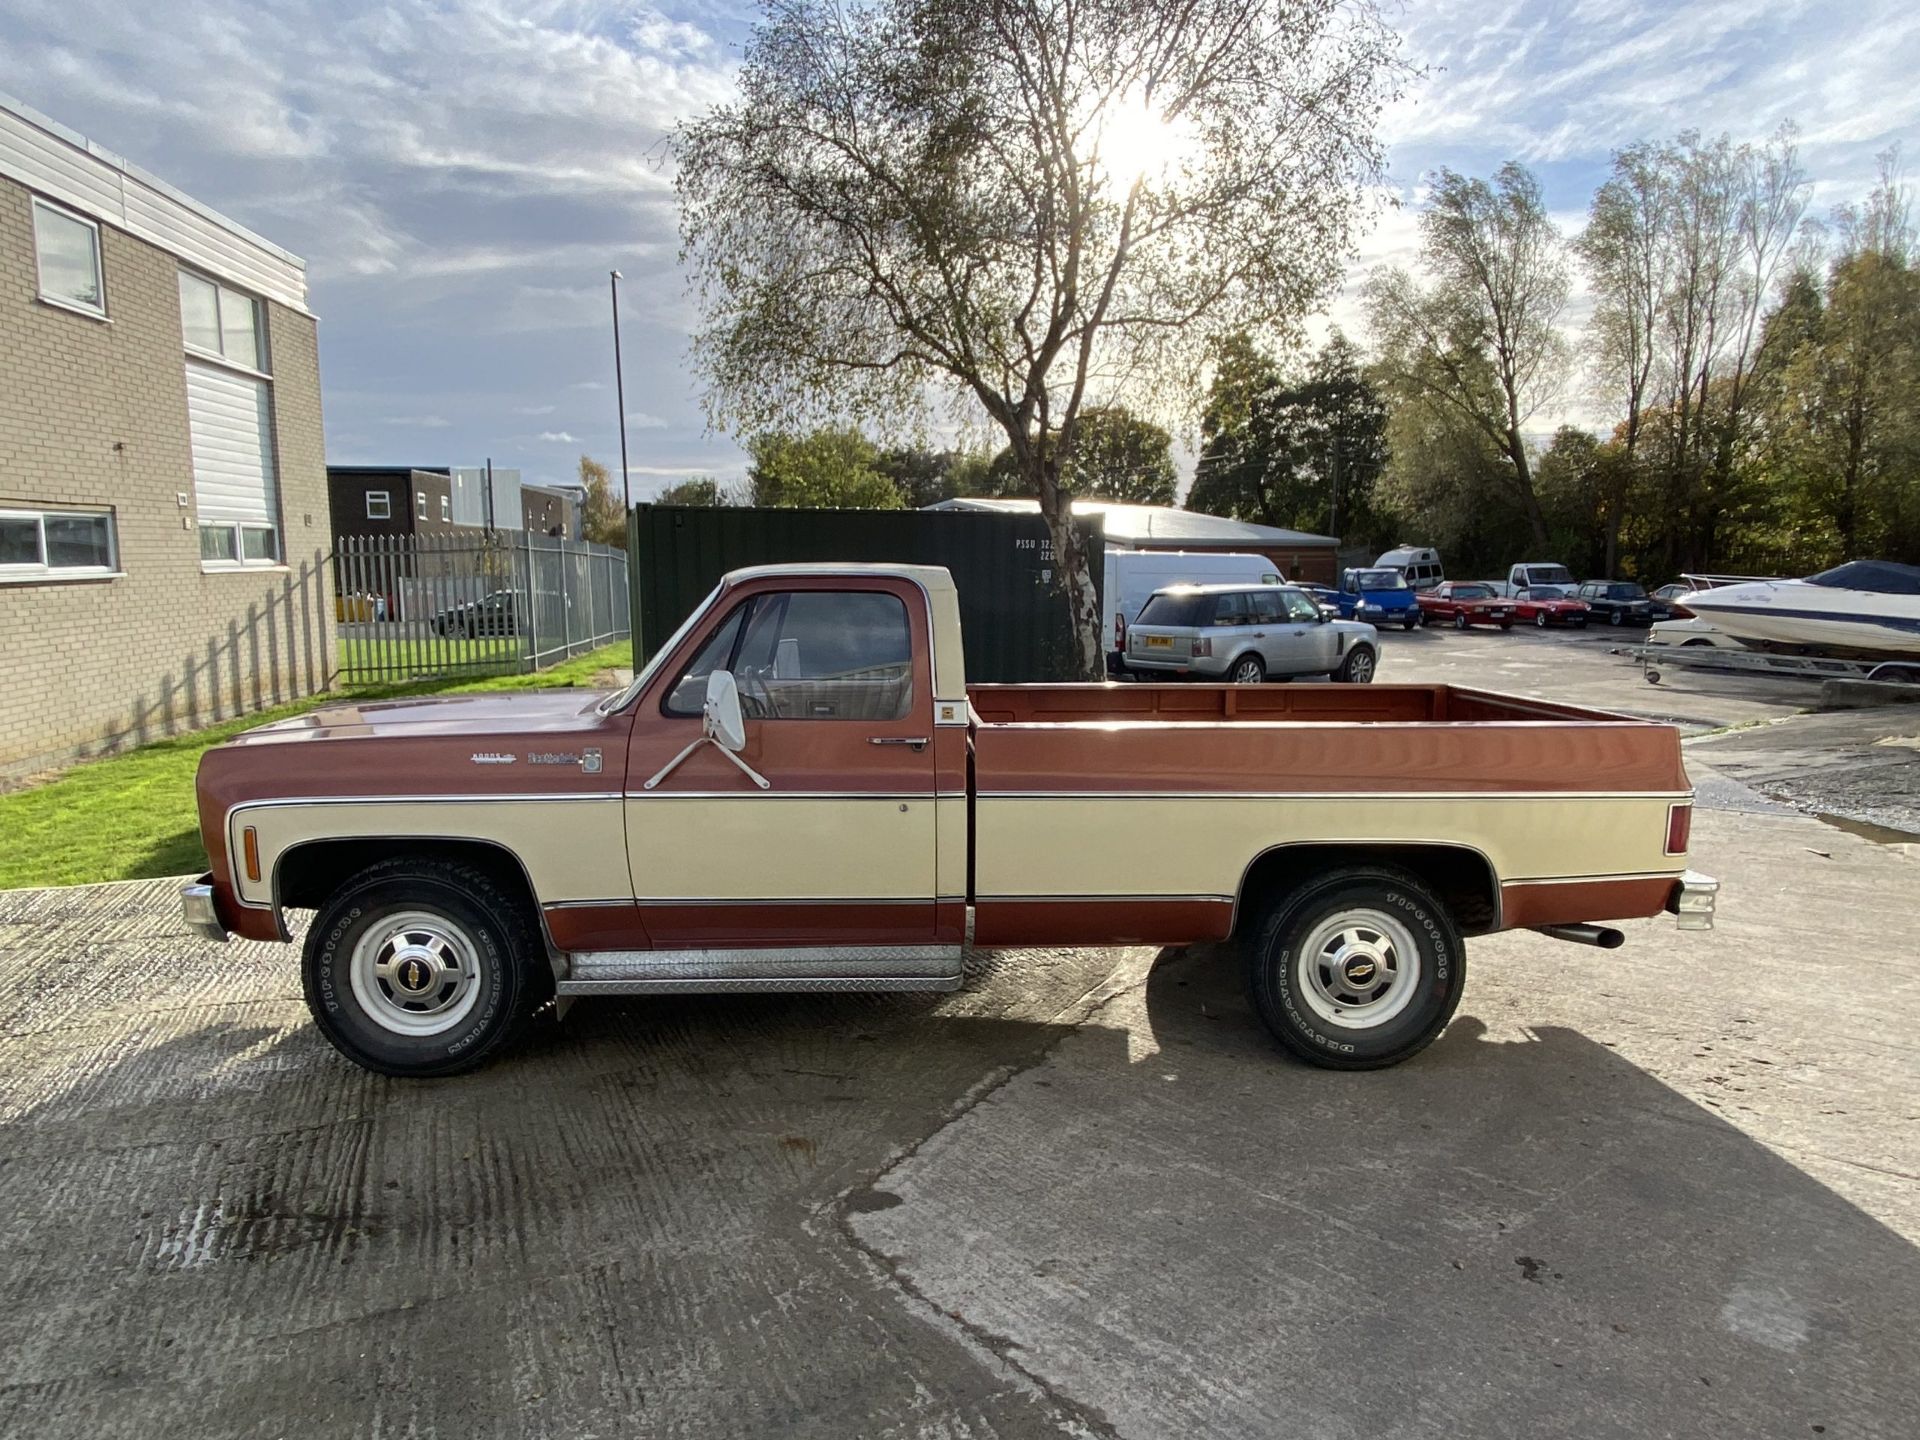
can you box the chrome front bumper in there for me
[181,878,229,944]
[1669,869,1719,931]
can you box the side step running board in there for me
[555,943,964,997]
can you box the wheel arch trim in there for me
[1230,838,1503,937]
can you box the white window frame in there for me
[198,520,280,571]
[178,266,269,376]
[31,197,107,320]
[0,506,120,583]
[439,494,450,522]
[366,491,392,521]
[417,492,428,520]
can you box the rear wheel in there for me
[1335,645,1376,683]
[1245,867,1466,1069]
[1230,654,1266,684]
[302,858,550,1077]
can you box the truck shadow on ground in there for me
[3,937,1916,1437]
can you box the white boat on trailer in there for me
[1677,561,1920,661]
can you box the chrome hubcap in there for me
[1348,650,1374,681]
[1234,660,1261,682]
[1297,908,1421,1030]
[350,911,484,1037]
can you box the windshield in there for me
[1452,584,1493,600]
[1527,585,1567,599]
[1523,565,1574,585]
[598,581,727,713]
[1355,569,1408,591]
[1805,560,1920,595]
[1609,583,1647,599]
[1134,592,1211,626]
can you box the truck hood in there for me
[227,689,616,746]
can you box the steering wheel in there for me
[735,667,775,719]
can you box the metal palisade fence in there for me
[333,531,630,686]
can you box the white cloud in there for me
[537,430,580,444]
[380,414,451,428]
[625,411,668,429]
[514,404,557,416]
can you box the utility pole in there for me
[609,270,633,516]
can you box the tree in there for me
[1578,143,1671,575]
[1061,406,1177,505]
[747,427,904,508]
[655,477,732,506]
[677,0,1407,676]
[578,455,627,548]
[1367,162,1570,547]
[1190,332,1389,543]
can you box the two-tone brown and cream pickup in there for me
[184,563,1717,1077]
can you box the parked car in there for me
[1105,550,1280,674]
[433,590,517,638]
[1296,582,1343,616]
[1650,583,1695,620]
[1495,562,1576,598]
[1575,580,1655,627]
[1375,545,1445,591]
[1123,583,1380,684]
[1416,581,1515,630]
[182,561,1714,1077]
[1512,584,1590,629]
[1336,567,1422,630]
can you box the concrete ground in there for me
[2,628,1917,1439]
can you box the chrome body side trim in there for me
[558,975,963,996]
[568,944,963,982]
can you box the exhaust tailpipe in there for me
[1533,923,1626,949]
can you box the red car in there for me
[1417,581,1515,630]
[1513,584,1590,628]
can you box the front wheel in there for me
[1609,609,1623,626]
[1230,654,1266,684]
[1335,645,1376,683]
[1453,612,1469,631]
[302,858,550,1077]
[1402,615,1418,631]
[1535,611,1549,628]
[1245,867,1466,1069]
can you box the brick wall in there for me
[0,176,335,781]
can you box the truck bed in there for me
[966,682,1622,726]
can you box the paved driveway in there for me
[3,777,1917,1438]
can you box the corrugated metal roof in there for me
[924,497,1338,547]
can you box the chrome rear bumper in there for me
[181,877,228,944]
[1669,869,1719,931]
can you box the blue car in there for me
[1335,568,1421,629]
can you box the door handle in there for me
[871,736,929,750]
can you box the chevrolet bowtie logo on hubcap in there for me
[398,958,431,993]
[1344,957,1378,986]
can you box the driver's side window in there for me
[663,589,914,721]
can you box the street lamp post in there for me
[609,270,632,516]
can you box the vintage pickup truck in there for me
[184,563,1717,1078]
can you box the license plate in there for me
[1492,608,1509,617]
[1145,635,1172,648]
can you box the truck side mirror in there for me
[704,670,748,752]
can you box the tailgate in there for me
[1127,626,1193,661]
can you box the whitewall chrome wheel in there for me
[1295,908,1421,1030]
[349,910,485,1037]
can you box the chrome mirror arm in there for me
[642,736,771,792]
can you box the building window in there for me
[417,492,428,519]
[440,495,450,522]
[32,199,106,317]
[0,506,117,581]
[366,492,392,520]
[178,270,266,372]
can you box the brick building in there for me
[327,466,464,541]
[0,95,331,779]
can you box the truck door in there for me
[624,580,940,947]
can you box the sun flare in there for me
[1092,93,1194,192]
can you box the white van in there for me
[1106,550,1281,669]
[1375,545,1444,591]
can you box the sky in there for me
[3,0,1919,497]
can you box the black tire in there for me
[302,858,550,1078]
[1499,621,1513,631]
[1534,611,1549,628]
[1609,608,1623,626]
[1245,866,1466,1070]
[1402,615,1418,631]
[1335,645,1377,683]
[1574,617,1588,628]
[1453,612,1470,631]
[1230,653,1266,684]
